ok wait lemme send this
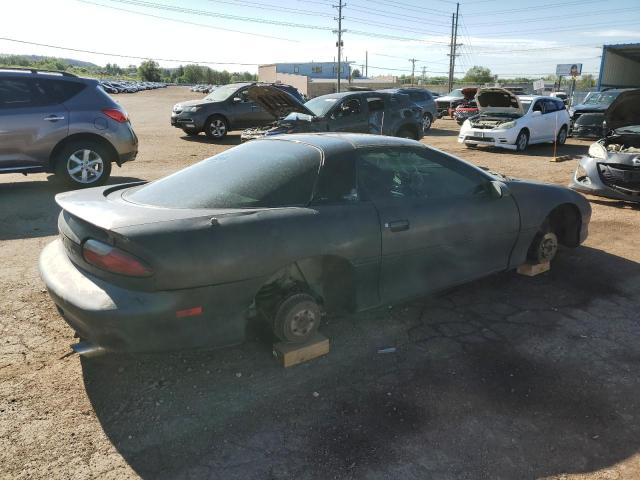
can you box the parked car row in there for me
[190,84,217,93]
[100,80,166,94]
[171,82,434,141]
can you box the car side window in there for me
[532,100,544,113]
[34,79,85,105]
[408,91,424,102]
[555,99,566,111]
[313,154,357,204]
[367,97,384,112]
[543,99,557,114]
[357,148,487,201]
[0,78,39,108]
[334,98,362,118]
[236,89,251,103]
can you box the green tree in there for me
[352,69,361,78]
[138,60,161,81]
[463,66,494,84]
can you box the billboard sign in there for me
[533,79,545,91]
[556,64,582,76]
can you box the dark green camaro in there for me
[40,134,591,355]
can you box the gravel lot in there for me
[1,87,639,480]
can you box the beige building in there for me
[258,64,400,98]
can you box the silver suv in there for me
[0,68,138,188]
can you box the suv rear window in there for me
[125,140,322,209]
[0,78,37,108]
[34,79,86,104]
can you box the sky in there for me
[2,0,640,79]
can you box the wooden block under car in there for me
[517,261,550,277]
[273,333,329,368]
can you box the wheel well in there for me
[547,203,581,247]
[253,256,356,316]
[206,113,229,128]
[519,127,530,137]
[49,133,119,170]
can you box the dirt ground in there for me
[1,87,640,480]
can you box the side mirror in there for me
[489,180,507,199]
[532,110,542,116]
[232,97,242,103]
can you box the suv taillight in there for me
[82,239,152,277]
[102,108,128,123]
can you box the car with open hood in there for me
[458,88,570,152]
[240,87,424,141]
[170,82,303,139]
[570,89,640,202]
[452,87,479,125]
[569,89,629,138]
[39,133,590,355]
[435,88,475,118]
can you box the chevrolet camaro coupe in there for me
[39,134,591,355]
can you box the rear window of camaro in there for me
[125,140,322,209]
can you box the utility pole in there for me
[409,58,417,86]
[421,66,426,85]
[365,50,368,78]
[333,1,346,92]
[447,2,461,92]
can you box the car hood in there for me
[173,99,208,110]
[247,85,315,118]
[605,88,640,131]
[436,94,463,102]
[475,88,523,115]
[573,102,609,113]
[461,87,478,100]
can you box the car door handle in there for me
[384,219,410,232]
[44,115,65,122]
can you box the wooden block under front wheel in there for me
[273,333,329,368]
[517,261,550,277]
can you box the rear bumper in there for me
[39,239,257,353]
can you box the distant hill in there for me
[0,54,98,68]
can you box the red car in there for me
[453,87,479,125]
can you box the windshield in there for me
[520,100,532,112]
[125,140,321,209]
[584,91,620,105]
[304,96,339,116]
[204,84,243,102]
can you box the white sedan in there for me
[458,88,570,151]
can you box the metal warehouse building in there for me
[598,43,640,90]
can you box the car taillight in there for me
[102,108,128,123]
[82,239,152,277]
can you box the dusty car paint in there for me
[40,134,591,354]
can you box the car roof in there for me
[518,95,562,101]
[257,133,421,156]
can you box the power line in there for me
[0,36,260,66]
[79,0,300,41]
